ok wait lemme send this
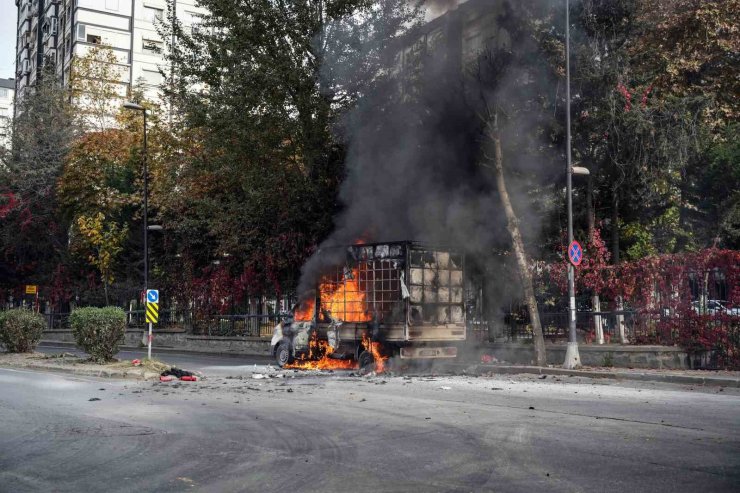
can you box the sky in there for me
[1,1,16,79]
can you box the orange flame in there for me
[362,334,388,373]
[294,299,315,321]
[294,266,372,323]
[285,333,356,370]
[284,332,388,373]
[290,242,386,372]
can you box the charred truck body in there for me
[271,241,466,368]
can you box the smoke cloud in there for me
[423,0,467,20]
[299,0,564,315]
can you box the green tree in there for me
[561,0,737,263]
[156,0,420,299]
[697,124,740,248]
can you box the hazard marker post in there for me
[145,289,159,359]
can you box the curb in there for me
[33,343,739,387]
[471,365,740,388]
[0,362,161,380]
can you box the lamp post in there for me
[563,0,587,369]
[123,101,150,357]
[123,102,148,292]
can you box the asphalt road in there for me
[0,366,738,493]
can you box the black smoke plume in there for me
[298,0,565,312]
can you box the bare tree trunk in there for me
[611,187,626,342]
[483,118,547,366]
[587,178,604,344]
[611,188,620,265]
[587,176,595,238]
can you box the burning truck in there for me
[271,241,466,371]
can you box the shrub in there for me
[0,309,46,353]
[70,307,126,363]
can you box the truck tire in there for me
[275,341,293,367]
[358,351,375,373]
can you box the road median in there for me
[0,352,166,380]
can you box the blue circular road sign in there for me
[568,241,583,266]
[146,289,159,303]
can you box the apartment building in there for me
[14,0,206,106]
[0,78,15,150]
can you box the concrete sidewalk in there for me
[469,364,740,388]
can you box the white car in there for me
[691,300,740,316]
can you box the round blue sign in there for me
[146,289,159,303]
[568,241,583,266]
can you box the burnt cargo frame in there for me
[304,241,467,350]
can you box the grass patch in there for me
[108,358,171,373]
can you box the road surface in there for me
[0,366,738,492]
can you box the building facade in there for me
[14,0,206,106]
[0,78,15,150]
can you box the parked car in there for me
[691,300,740,316]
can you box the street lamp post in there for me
[123,101,150,357]
[563,0,582,369]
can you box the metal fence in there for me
[129,310,290,338]
[34,309,287,339]
[505,309,740,346]
[190,314,287,338]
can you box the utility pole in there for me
[563,0,582,369]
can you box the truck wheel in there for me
[275,341,293,367]
[358,351,375,373]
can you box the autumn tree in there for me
[70,45,124,131]
[74,212,129,304]
[0,64,77,296]
[57,87,174,304]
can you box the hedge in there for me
[0,309,45,353]
[70,306,126,363]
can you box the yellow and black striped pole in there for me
[145,302,159,324]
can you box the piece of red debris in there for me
[160,375,175,382]
[180,375,198,382]
[132,359,142,366]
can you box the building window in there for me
[140,68,162,86]
[0,89,8,98]
[143,6,164,22]
[77,24,86,40]
[87,34,102,44]
[142,39,163,54]
[105,0,119,11]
